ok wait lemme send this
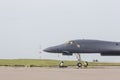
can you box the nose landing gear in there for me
[76,54,88,68]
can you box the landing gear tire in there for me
[59,61,64,68]
[83,61,88,68]
[77,62,82,68]
[59,61,67,68]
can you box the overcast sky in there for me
[0,0,120,62]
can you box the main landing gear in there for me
[58,53,88,68]
[76,54,88,68]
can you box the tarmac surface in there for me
[0,67,120,80]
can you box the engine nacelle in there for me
[101,52,120,56]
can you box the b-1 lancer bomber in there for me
[44,39,120,68]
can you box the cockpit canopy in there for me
[65,40,80,48]
[66,40,75,45]
[66,41,74,45]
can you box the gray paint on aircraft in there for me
[44,39,120,56]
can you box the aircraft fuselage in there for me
[44,40,120,56]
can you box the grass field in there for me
[0,59,76,67]
[0,59,120,67]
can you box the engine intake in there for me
[62,51,73,56]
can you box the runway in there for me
[0,67,120,80]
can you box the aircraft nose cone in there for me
[43,48,50,52]
[43,47,55,52]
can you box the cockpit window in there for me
[66,41,74,45]
[65,40,81,48]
